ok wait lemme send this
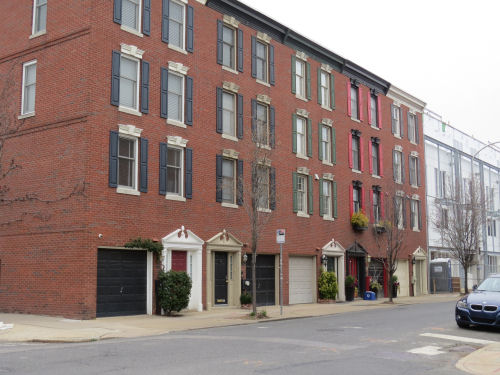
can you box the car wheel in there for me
[456,321,469,329]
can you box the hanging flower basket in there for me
[351,211,369,232]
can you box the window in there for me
[252,35,274,85]
[257,166,270,210]
[435,169,447,198]
[320,71,330,108]
[438,207,448,229]
[295,59,306,98]
[370,94,378,128]
[391,105,402,137]
[120,55,139,111]
[393,150,403,184]
[352,133,360,171]
[118,137,137,188]
[370,139,380,176]
[255,40,268,82]
[256,102,269,146]
[321,180,332,218]
[320,124,334,164]
[161,65,193,125]
[488,219,497,237]
[408,113,417,143]
[32,0,47,35]
[21,61,37,116]
[487,256,498,274]
[350,85,359,120]
[372,188,381,223]
[222,91,236,136]
[167,71,184,122]
[169,0,185,50]
[410,199,421,231]
[160,139,192,199]
[409,155,419,186]
[296,116,307,156]
[216,154,242,206]
[296,174,307,214]
[167,147,183,196]
[395,196,404,229]
[352,185,361,213]
[293,171,312,216]
[222,158,235,204]
[217,19,243,72]
[222,24,235,69]
[122,0,141,31]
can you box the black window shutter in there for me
[410,200,415,229]
[270,105,275,148]
[400,107,404,138]
[159,143,167,195]
[113,0,122,24]
[415,116,420,144]
[185,76,193,125]
[291,55,296,94]
[237,160,243,206]
[160,68,168,118]
[251,36,257,78]
[308,175,313,215]
[139,138,148,192]
[319,178,324,217]
[391,104,396,134]
[401,153,406,183]
[317,68,322,105]
[185,148,193,199]
[408,154,413,185]
[407,112,411,141]
[306,62,311,100]
[417,158,421,186]
[237,29,244,72]
[186,5,194,53]
[307,118,312,158]
[237,94,244,139]
[111,51,121,106]
[292,172,298,213]
[392,150,397,181]
[142,0,151,35]
[216,20,223,65]
[109,131,119,187]
[417,200,422,229]
[162,0,170,43]
[216,155,222,202]
[403,198,407,228]
[333,181,338,218]
[140,60,150,114]
[270,167,276,210]
[216,87,223,133]
[269,44,275,85]
[251,99,257,140]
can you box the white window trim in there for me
[121,43,145,59]
[296,116,308,159]
[221,156,237,206]
[168,0,187,53]
[20,60,37,116]
[167,70,185,125]
[321,124,333,164]
[411,199,420,231]
[221,23,237,71]
[322,179,333,219]
[116,133,140,195]
[120,0,143,36]
[31,0,46,37]
[223,14,240,28]
[255,38,270,84]
[320,69,331,110]
[165,146,185,199]
[295,57,307,101]
[118,53,141,113]
[255,100,270,148]
[296,170,309,217]
[222,90,237,139]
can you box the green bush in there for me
[345,275,356,287]
[240,292,252,305]
[318,271,338,300]
[157,270,192,316]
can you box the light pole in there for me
[471,141,500,282]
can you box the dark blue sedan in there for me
[455,274,500,328]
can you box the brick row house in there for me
[0,0,427,318]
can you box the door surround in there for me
[321,239,346,301]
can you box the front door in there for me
[171,251,187,272]
[214,252,228,304]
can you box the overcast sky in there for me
[239,0,500,145]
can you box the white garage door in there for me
[289,256,315,304]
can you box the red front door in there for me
[171,251,187,272]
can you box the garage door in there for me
[289,256,315,304]
[246,254,275,306]
[97,249,147,317]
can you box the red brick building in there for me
[0,0,427,318]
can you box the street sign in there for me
[276,229,285,244]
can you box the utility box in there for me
[363,291,376,300]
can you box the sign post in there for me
[276,229,285,316]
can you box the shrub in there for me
[240,292,252,305]
[157,270,192,316]
[318,271,338,300]
[345,275,356,288]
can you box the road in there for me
[0,301,499,374]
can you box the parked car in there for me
[455,274,500,328]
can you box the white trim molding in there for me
[387,85,426,113]
[119,124,143,137]
[223,14,239,28]
[121,43,144,59]
[167,136,188,147]
[168,61,189,75]
[223,81,240,93]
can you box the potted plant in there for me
[318,271,338,303]
[390,275,400,298]
[345,275,356,301]
[351,211,369,231]
[369,279,382,298]
[240,292,252,309]
[373,220,387,234]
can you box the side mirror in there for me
[472,284,478,291]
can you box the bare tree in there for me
[373,187,408,303]
[432,176,481,293]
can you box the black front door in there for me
[214,252,228,304]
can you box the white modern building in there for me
[424,109,500,291]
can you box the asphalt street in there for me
[1,301,499,374]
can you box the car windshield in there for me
[477,277,500,292]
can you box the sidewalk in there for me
[0,293,458,343]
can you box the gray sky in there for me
[239,0,500,144]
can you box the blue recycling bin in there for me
[363,291,376,300]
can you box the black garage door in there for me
[97,249,147,317]
[246,254,275,306]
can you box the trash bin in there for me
[363,291,376,300]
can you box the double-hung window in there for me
[222,25,235,69]
[393,149,404,184]
[118,137,136,189]
[395,195,404,229]
[318,66,335,110]
[350,85,359,120]
[222,91,236,137]
[320,71,330,108]
[252,34,274,85]
[256,102,269,146]
[351,133,361,171]
[122,0,141,32]
[410,198,421,231]
[252,98,275,147]
[168,71,184,122]
[409,155,420,187]
[408,113,417,143]
[169,0,185,50]
[370,138,381,177]
[167,147,183,196]
[120,55,139,111]
[216,152,242,207]
[217,85,243,140]
[296,116,306,157]
[160,63,193,127]
[487,219,497,237]
[372,188,382,223]
[391,104,403,137]
[21,61,37,116]
[159,137,192,200]
[222,158,235,204]
[352,184,361,214]
[292,56,310,99]
[293,170,312,216]
[370,94,378,128]
[296,174,307,214]
[32,0,47,36]
[320,176,337,220]
[257,166,270,210]
[255,40,268,83]
[322,180,332,218]
[217,17,243,72]
[321,125,332,164]
[161,0,194,53]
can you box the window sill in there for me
[322,160,334,167]
[297,212,310,218]
[411,184,419,189]
[410,140,418,146]
[29,30,46,39]
[350,117,361,123]
[120,25,144,38]
[296,154,309,161]
[352,169,362,174]
[256,79,271,88]
[371,125,380,131]
[323,216,335,222]
[257,144,271,150]
[168,44,188,55]
[222,202,239,209]
[222,134,239,142]
[258,207,271,213]
[371,174,381,179]
[18,112,35,119]
[222,65,239,74]
[119,106,142,117]
[412,228,421,232]
[295,94,308,102]
[117,187,140,196]
[395,181,403,185]
[393,134,402,140]
[167,119,187,128]
[166,195,186,202]
[321,105,333,112]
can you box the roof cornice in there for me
[387,85,426,112]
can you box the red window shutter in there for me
[359,87,364,122]
[368,140,373,175]
[349,185,353,217]
[367,91,372,125]
[377,96,382,129]
[379,142,384,177]
[368,190,372,223]
[380,192,385,219]
[359,136,364,172]
[347,81,351,117]
[361,186,365,212]
[348,133,353,169]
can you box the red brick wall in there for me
[0,0,427,318]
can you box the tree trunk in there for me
[252,249,257,315]
[463,265,468,294]
[388,272,393,303]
